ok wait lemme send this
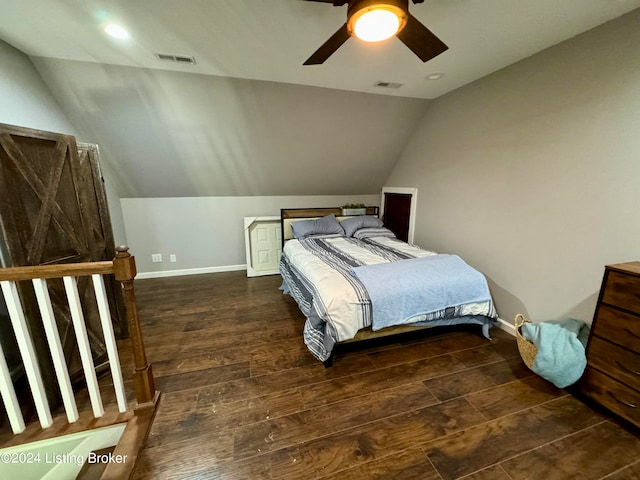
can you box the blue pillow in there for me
[340,215,383,237]
[290,214,345,239]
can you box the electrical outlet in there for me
[169,254,177,263]
[151,253,162,263]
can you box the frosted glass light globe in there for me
[353,9,401,42]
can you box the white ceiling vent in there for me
[155,53,196,64]
[373,81,403,89]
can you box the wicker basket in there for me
[515,314,537,370]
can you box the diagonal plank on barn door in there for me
[25,140,68,264]
[0,132,89,262]
[0,123,123,415]
[77,145,107,260]
[77,143,126,338]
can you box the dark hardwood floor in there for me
[123,271,640,480]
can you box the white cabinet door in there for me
[244,217,281,277]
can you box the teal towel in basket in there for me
[521,318,589,388]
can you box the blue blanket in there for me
[350,254,492,331]
[521,318,588,388]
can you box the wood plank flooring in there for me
[118,271,640,479]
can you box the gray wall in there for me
[0,40,76,134]
[0,40,128,246]
[385,11,640,324]
[122,194,380,275]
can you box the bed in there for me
[279,207,498,365]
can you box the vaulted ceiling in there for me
[33,59,430,197]
[2,1,639,197]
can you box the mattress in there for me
[279,233,497,361]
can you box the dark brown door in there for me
[383,192,412,242]
[0,124,123,408]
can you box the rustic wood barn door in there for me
[0,123,122,407]
[77,142,126,338]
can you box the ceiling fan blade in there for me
[303,23,350,65]
[396,13,448,62]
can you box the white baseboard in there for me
[136,264,246,279]
[496,317,516,337]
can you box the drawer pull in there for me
[624,328,640,339]
[615,360,640,376]
[607,391,637,409]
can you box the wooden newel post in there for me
[113,246,157,409]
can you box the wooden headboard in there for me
[280,207,379,245]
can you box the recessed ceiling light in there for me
[425,73,444,81]
[104,24,130,39]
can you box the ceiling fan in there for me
[302,0,448,65]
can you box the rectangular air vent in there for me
[155,53,196,64]
[373,81,403,89]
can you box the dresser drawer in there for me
[591,304,640,352]
[602,271,640,314]
[581,367,640,428]
[588,337,640,392]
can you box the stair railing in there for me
[0,246,156,435]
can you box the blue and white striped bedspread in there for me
[280,235,497,361]
[351,254,492,331]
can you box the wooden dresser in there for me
[580,262,640,428]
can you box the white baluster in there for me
[1,280,52,428]
[0,340,25,434]
[92,274,127,412]
[32,278,79,423]
[63,276,104,418]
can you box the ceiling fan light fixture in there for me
[347,3,408,43]
[303,0,447,66]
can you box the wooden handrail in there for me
[0,261,114,282]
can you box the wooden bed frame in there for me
[280,206,444,367]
